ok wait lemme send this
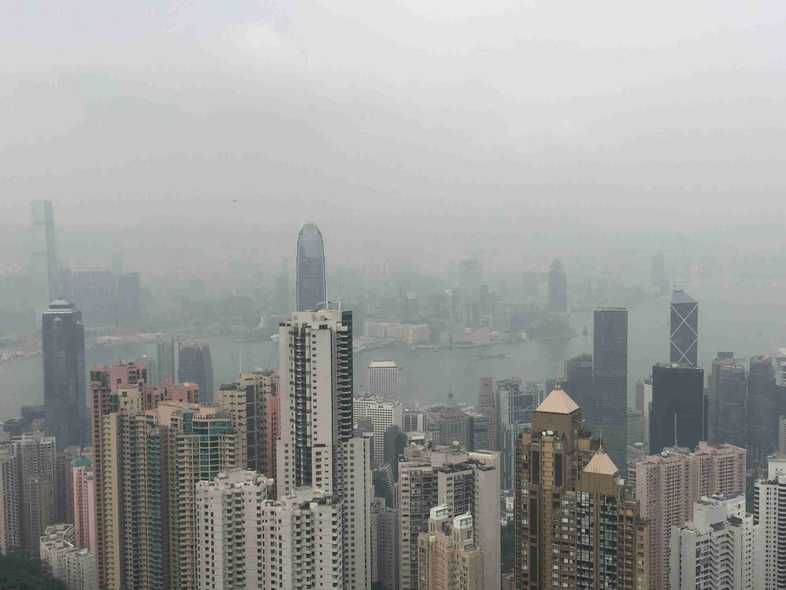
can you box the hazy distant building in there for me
[592,307,628,467]
[651,252,668,294]
[31,200,60,307]
[295,223,327,311]
[477,377,497,451]
[670,289,698,367]
[564,353,593,419]
[156,338,177,385]
[669,494,754,590]
[60,269,117,328]
[650,364,705,454]
[116,272,141,326]
[377,504,400,590]
[634,443,746,590]
[368,361,401,397]
[178,342,213,402]
[43,299,86,448]
[547,259,567,312]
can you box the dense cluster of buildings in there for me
[6,215,786,590]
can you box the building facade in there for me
[354,394,403,466]
[670,289,698,367]
[592,308,628,467]
[669,494,754,590]
[753,455,786,590]
[43,299,86,448]
[417,507,482,590]
[177,342,214,403]
[650,364,705,454]
[295,223,327,311]
[368,361,401,397]
[634,443,746,590]
[398,444,499,590]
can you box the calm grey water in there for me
[2,277,784,419]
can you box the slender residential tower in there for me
[295,223,327,311]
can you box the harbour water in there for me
[2,277,785,419]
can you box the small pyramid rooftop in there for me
[536,388,579,415]
[583,450,619,476]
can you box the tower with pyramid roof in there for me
[515,388,650,590]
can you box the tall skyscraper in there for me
[156,338,176,385]
[669,494,754,590]
[417,507,482,590]
[295,223,327,311]
[477,377,497,451]
[650,364,705,454]
[709,352,747,447]
[496,378,539,491]
[753,455,786,590]
[43,299,86,448]
[398,445,499,590]
[178,341,213,402]
[748,356,778,466]
[592,307,628,467]
[547,258,567,312]
[31,199,60,305]
[670,289,698,367]
[634,443,746,590]
[368,360,401,397]
[276,309,372,590]
[514,388,649,590]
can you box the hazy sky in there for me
[1,1,785,269]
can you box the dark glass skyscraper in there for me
[592,308,628,467]
[547,258,567,312]
[564,353,593,420]
[748,355,777,466]
[42,300,86,447]
[178,342,214,402]
[295,223,327,311]
[649,363,704,454]
[709,352,747,447]
[670,289,698,367]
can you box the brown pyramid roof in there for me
[536,388,580,415]
[582,450,619,476]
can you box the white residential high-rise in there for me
[196,470,343,590]
[753,455,786,590]
[398,444,499,590]
[354,394,403,465]
[40,523,98,590]
[276,309,372,590]
[368,361,401,397]
[669,495,755,590]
